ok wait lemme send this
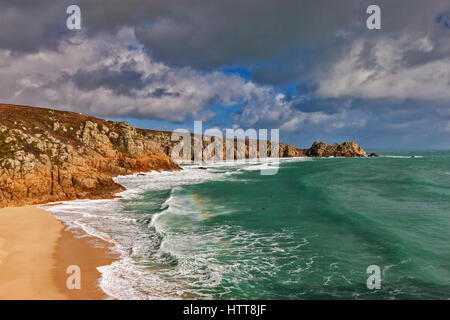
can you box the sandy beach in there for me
[0,205,117,300]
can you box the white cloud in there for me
[232,93,367,132]
[316,35,450,100]
[0,28,304,123]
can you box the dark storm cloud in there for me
[2,1,448,61]
[147,88,180,98]
[0,0,69,52]
[72,63,146,95]
[2,0,449,83]
[75,0,449,75]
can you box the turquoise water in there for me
[50,151,450,299]
[115,150,450,299]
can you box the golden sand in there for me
[0,205,117,300]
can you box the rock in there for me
[305,141,366,157]
[280,144,305,157]
[101,125,110,134]
[306,141,331,157]
[109,132,119,140]
[331,141,366,157]
[369,153,379,157]
[0,103,368,208]
[0,104,180,208]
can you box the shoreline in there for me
[0,205,118,300]
[1,160,305,300]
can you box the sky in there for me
[0,0,449,149]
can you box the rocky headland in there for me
[0,104,367,208]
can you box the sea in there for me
[43,150,450,299]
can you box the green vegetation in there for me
[0,130,15,161]
[22,140,43,159]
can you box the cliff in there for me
[0,104,179,208]
[139,131,366,159]
[305,141,366,158]
[0,104,366,208]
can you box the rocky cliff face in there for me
[0,104,367,208]
[137,129,306,160]
[0,104,179,208]
[305,141,367,157]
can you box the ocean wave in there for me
[113,167,219,198]
[97,258,185,300]
[382,155,424,159]
[42,162,257,299]
[42,167,223,299]
[42,158,315,299]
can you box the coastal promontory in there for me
[0,104,367,208]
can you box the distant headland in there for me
[0,104,367,208]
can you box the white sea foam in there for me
[97,258,185,300]
[382,155,424,159]
[42,167,222,299]
[42,157,308,299]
